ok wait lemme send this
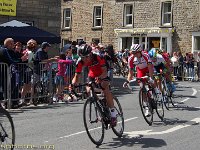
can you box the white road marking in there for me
[44,117,138,143]
[180,88,197,103]
[192,88,197,96]
[181,98,190,103]
[125,117,200,138]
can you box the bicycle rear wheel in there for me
[112,97,124,137]
[0,108,15,150]
[162,84,170,110]
[83,97,104,146]
[139,89,153,126]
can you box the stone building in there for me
[61,0,200,55]
[0,0,61,56]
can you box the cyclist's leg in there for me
[100,77,117,126]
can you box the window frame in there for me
[123,4,133,27]
[161,1,172,27]
[63,8,72,29]
[93,5,103,28]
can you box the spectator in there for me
[188,53,195,81]
[19,39,38,105]
[177,51,184,80]
[197,52,200,81]
[54,53,73,101]
[171,52,179,78]
[63,44,74,85]
[184,52,190,80]
[0,38,27,107]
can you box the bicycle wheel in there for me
[112,97,124,137]
[83,97,104,146]
[139,89,153,126]
[162,83,170,110]
[154,93,164,121]
[0,108,15,150]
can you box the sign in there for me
[114,28,175,35]
[0,0,17,16]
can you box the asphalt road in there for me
[9,77,200,150]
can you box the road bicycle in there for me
[71,81,124,145]
[0,106,15,150]
[156,73,176,109]
[128,76,164,126]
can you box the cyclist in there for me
[71,44,117,126]
[148,48,172,94]
[149,48,175,93]
[123,44,161,116]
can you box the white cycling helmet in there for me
[130,44,142,52]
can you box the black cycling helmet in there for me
[78,44,92,57]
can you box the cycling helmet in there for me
[130,44,142,52]
[78,44,92,57]
[148,48,157,58]
[156,48,163,54]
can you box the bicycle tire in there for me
[83,97,104,146]
[139,89,153,126]
[162,83,170,110]
[0,108,15,150]
[112,97,124,137]
[154,93,164,121]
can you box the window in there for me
[63,8,71,28]
[124,4,133,26]
[162,37,167,50]
[161,1,172,26]
[92,38,100,44]
[194,36,200,51]
[93,6,103,27]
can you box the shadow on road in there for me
[98,135,166,149]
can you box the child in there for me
[54,53,73,101]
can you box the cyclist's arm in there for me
[147,63,154,79]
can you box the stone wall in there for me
[61,0,200,54]
[0,0,61,56]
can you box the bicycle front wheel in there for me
[0,108,15,150]
[112,97,124,137]
[139,89,153,126]
[83,97,104,146]
[154,94,164,121]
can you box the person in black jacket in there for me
[0,38,28,107]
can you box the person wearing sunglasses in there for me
[71,44,117,126]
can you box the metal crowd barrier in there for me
[0,61,89,109]
[0,63,11,109]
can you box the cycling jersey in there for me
[151,54,166,66]
[75,53,106,78]
[133,51,152,69]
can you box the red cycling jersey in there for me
[75,54,106,78]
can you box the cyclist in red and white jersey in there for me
[124,44,161,116]
[71,44,117,126]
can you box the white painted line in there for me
[44,117,138,143]
[180,88,197,103]
[181,98,190,103]
[125,117,200,138]
[192,88,197,96]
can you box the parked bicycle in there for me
[0,106,15,150]
[70,81,124,145]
